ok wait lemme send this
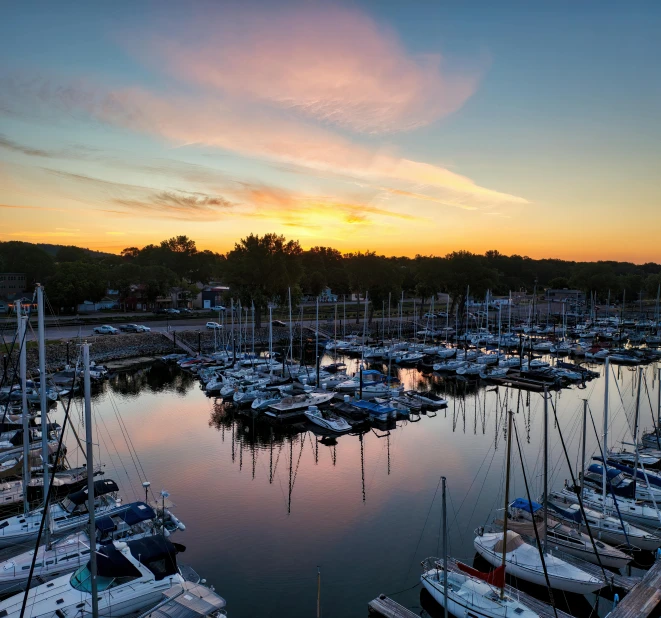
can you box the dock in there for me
[162,331,196,356]
[606,559,661,618]
[368,594,418,618]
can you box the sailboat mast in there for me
[543,386,548,551]
[632,367,643,484]
[268,305,273,360]
[500,409,513,600]
[315,297,320,387]
[83,343,99,618]
[316,567,321,618]
[581,400,587,502]
[37,285,49,503]
[18,302,30,515]
[658,367,661,434]
[602,357,610,514]
[288,288,293,364]
[441,476,448,618]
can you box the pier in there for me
[368,594,418,618]
[558,552,640,593]
[606,560,661,618]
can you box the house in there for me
[76,296,120,313]
[319,287,338,303]
[545,288,586,303]
[0,273,26,300]
[195,283,230,309]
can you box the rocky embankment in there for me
[3,333,175,375]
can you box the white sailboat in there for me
[304,406,351,433]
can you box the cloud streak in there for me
[138,4,480,135]
[0,134,50,157]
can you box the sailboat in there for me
[421,458,540,617]
[474,406,603,594]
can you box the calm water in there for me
[53,355,661,617]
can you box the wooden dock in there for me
[161,331,196,356]
[368,595,418,618]
[606,560,661,618]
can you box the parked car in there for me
[153,308,167,315]
[120,324,151,333]
[181,308,192,314]
[93,325,119,335]
[272,320,287,327]
[206,322,223,330]
[211,305,226,312]
[166,308,180,314]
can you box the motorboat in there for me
[266,392,334,417]
[0,536,187,618]
[474,529,603,593]
[304,406,351,433]
[0,479,121,549]
[0,501,185,595]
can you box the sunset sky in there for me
[1,1,659,262]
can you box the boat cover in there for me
[547,502,583,523]
[510,498,542,513]
[457,562,505,589]
[127,535,180,580]
[601,457,661,488]
[96,501,155,532]
[68,479,120,504]
[493,530,525,553]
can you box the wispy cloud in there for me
[114,190,233,219]
[0,134,50,157]
[136,4,480,135]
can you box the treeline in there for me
[1,236,660,316]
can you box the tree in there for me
[224,234,303,327]
[414,256,445,315]
[443,251,500,315]
[46,262,108,312]
[55,245,89,263]
[548,277,570,289]
[0,241,55,286]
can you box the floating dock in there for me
[606,559,661,618]
[558,552,640,592]
[368,594,418,618]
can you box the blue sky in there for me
[1,1,659,261]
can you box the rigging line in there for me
[512,416,559,618]
[405,473,444,582]
[18,363,79,618]
[548,395,609,584]
[94,402,139,501]
[1,321,28,425]
[107,393,147,493]
[446,486,465,555]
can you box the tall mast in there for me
[37,285,49,502]
[268,305,273,361]
[441,476,448,618]
[315,297,320,387]
[251,302,255,359]
[230,299,235,361]
[632,367,643,484]
[500,410,513,600]
[602,357,610,515]
[581,400,587,502]
[18,302,30,515]
[288,288,293,365]
[508,291,512,334]
[543,386,548,551]
[83,343,99,618]
[657,367,661,437]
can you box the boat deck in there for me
[606,559,661,618]
[555,551,640,592]
[444,557,573,618]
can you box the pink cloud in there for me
[132,3,480,135]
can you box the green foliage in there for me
[224,234,303,324]
[55,245,90,263]
[548,277,570,289]
[0,241,55,285]
[46,262,108,310]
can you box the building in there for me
[0,273,26,299]
[196,284,230,309]
[545,288,586,303]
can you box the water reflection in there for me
[63,354,661,617]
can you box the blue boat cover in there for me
[547,501,582,523]
[510,498,542,513]
[95,501,155,532]
[587,463,624,480]
[352,400,395,413]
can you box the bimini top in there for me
[510,498,542,513]
[68,479,120,505]
[95,501,156,533]
[97,535,180,581]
